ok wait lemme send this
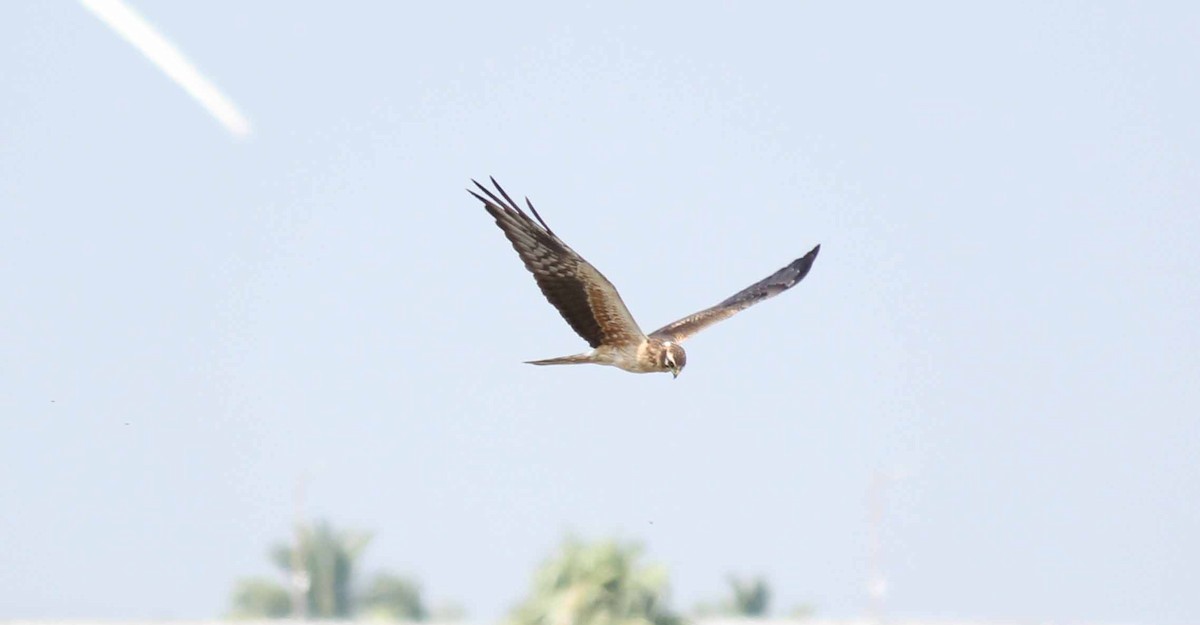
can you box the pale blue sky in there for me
[2,1,1198,623]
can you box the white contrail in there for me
[79,0,252,138]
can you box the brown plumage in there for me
[470,177,819,377]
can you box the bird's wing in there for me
[470,178,647,349]
[649,245,820,343]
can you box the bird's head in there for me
[661,342,687,379]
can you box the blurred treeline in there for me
[229,520,814,623]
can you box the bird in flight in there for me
[469,178,820,378]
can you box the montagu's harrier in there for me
[470,178,819,378]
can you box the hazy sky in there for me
[2,1,1198,623]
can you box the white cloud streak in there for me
[80,0,252,138]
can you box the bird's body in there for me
[469,178,818,378]
[526,337,683,374]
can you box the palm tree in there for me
[508,537,682,625]
[231,519,423,620]
[269,521,373,618]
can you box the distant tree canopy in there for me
[508,537,682,625]
[360,572,428,622]
[693,575,771,618]
[728,575,771,617]
[228,520,428,621]
[229,578,291,619]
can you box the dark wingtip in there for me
[467,188,491,207]
[790,244,820,282]
[490,177,521,210]
[468,178,492,201]
[469,177,522,218]
[526,197,554,233]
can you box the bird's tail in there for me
[525,353,594,366]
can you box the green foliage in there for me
[692,575,771,618]
[268,521,374,618]
[727,575,770,617]
[229,577,291,619]
[508,537,682,625]
[229,519,434,621]
[360,573,428,621]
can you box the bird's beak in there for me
[671,368,680,379]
